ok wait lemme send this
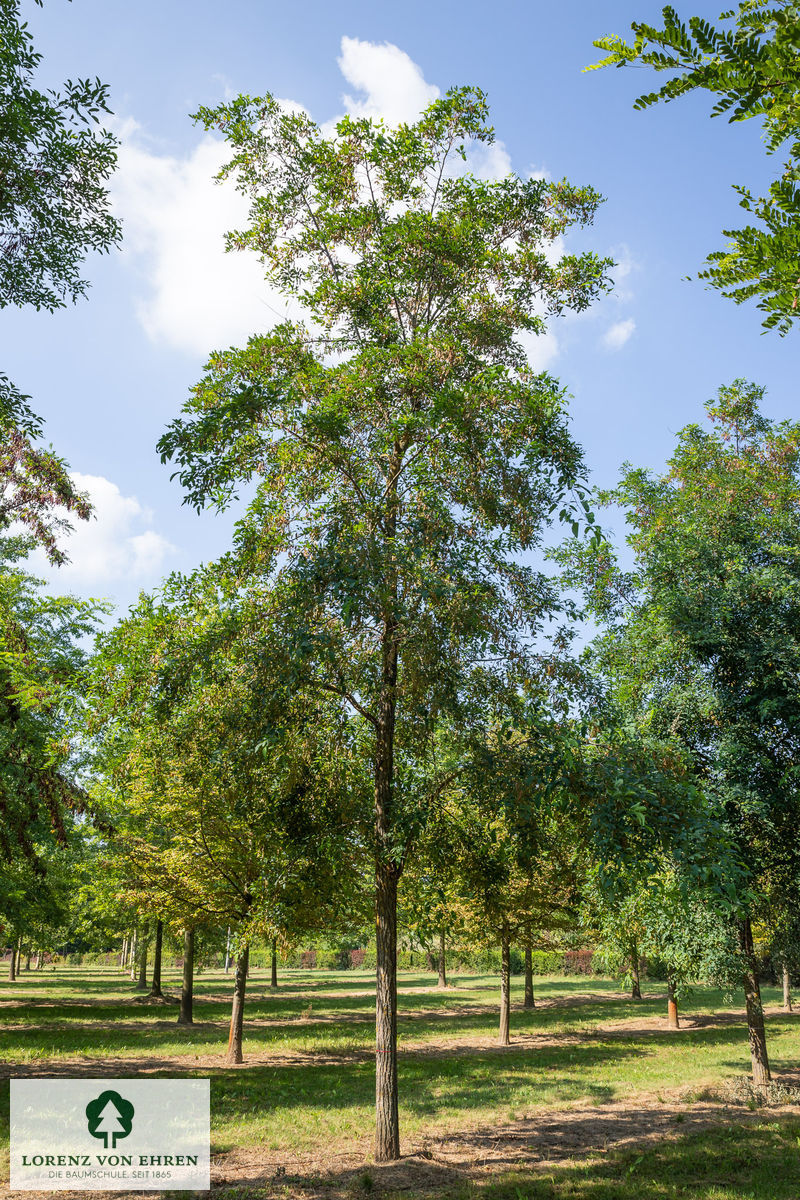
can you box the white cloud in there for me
[338,37,439,125]
[520,326,560,372]
[111,120,296,357]
[609,243,639,303]
[31,474,175,587]
[602,318,636,350]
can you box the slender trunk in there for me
[226,945,249,1064]
[667,978,680,1030]
[178,928,194,1025]
[630,944,642,1000]
[498,923,511,1045]
[782,962,792,1012]
[524,938,535,1009]
[270,938,278,989]
[740,918,771,1085]
[24,951,31,971]
[119,937,127,969]
[437,928,447,989]
[8,943,16,981]
[34,949,41,970]
[375,860,399,1161]
[136,927,149,991]
[425,949,436,972]
[224,927,231,974]
[129,931,138,981]
[149,920,163,997]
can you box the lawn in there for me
[1,965,799,1198]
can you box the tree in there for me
[160,86,610,1160]
[589,2,800,332]
[581,380,800,1085]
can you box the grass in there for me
[2,965,799,1197]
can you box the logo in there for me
[85,1090,135,1149]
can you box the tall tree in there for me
[589,2,800,333]
[159,87,610,1160]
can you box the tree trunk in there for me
[129,930,138,980]
[437,927,447,989]
[630,944,642,999]
[782,962,792,1012]
[375,859,400,1161]
[740,918,771,1086]
[34,949,41,970]
[24,950,31,971]
[136,927,149,991]
[119,936,127,969]
[524,938,535,1009]
[8,943,16,981]
[149,920,163,997]
[667,977,680,1029]
[270,938,278,989]
[498,923,511,1045]
[226,944,249,1064]
[224,927,231,974]
[178,928,195,1025]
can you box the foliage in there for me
[0,0,120,313]
[590,2,800,332]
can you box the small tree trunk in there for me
[498,923,511,1046]
[270,938,278,989]
[136,928,149,991]
[782,962,792,1012]
[8,943,16,981]
[630,944,642,999]
[34,949,41,970]
[149,920,163,998]
[24,951,31,971]
[375,859,400,1162]
[667,978,680,1029]
[524,939,535,1009]
[119,936,128,969]
[740,918,771,1086]
[129,930,138,980]
[224,927,231,974]
[437,927,447,989]
[226,944,249,1064]
[178,928,194,1025]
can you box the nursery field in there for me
[2,966,800,1199]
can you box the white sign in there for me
[10,1079,210,1191]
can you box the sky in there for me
[6,0,797,617]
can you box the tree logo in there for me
[85,1090,134,1149]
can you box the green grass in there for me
[2,966,799,1196]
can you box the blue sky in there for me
[8,0,796,615]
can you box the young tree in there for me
[580,381,800,1084]
[589,2,800,332]
[159,87,610,1160]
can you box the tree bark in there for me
[178,928,194,1025]
[630,944,642,999]
[24,950,31,971]
[8,943,16,981]
[149,919,163,997]
[119,936,127,969]
[136,926,149,990]
[740,918,771,1086]
[375,859,400,1161]
[270,938,278,989]
[34,949,41,970]
[129,930,137,980]
[498,923,511,1045]
[782,962,792,1012]
[226,944,249,1064]
[667,977,680,1029]
[437,927,447,989]
[524,938,535,1009]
